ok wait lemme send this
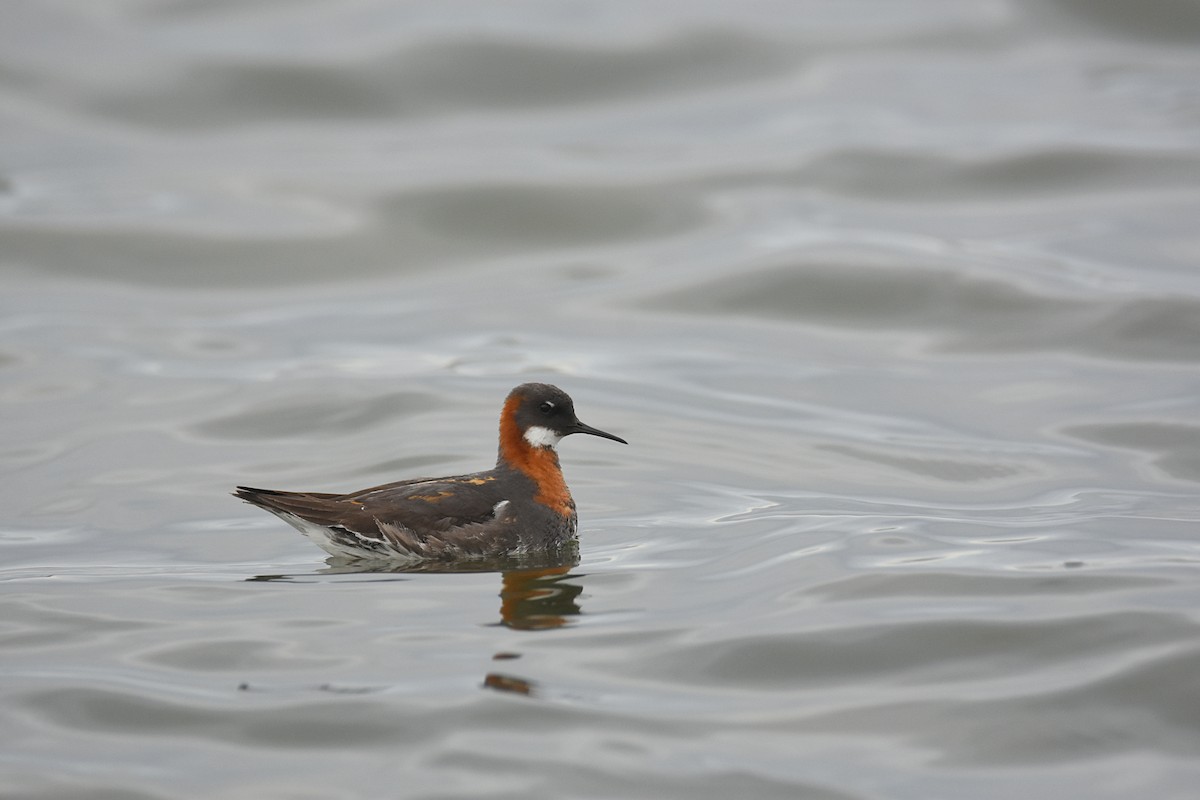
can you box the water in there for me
[3,1,1200,798]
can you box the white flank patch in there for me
[492,500,510,517]
[273,511,364,559]
[523,425,561,448]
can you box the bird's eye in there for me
[539,401,555,415]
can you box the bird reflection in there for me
[249,548,584,630]
[480,564,583,696]
[497,564,582,630]
[250,551,583,698]
[482,672,534,696]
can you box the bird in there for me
[234,383,626,562]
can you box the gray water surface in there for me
[3,2,1200,798]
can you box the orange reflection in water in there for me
[498,565,583,631]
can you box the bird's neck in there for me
[498,400,573,516]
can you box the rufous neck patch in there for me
[499,395,574,516]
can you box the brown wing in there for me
[234,472,513,556]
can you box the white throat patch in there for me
[523,425,562,449]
